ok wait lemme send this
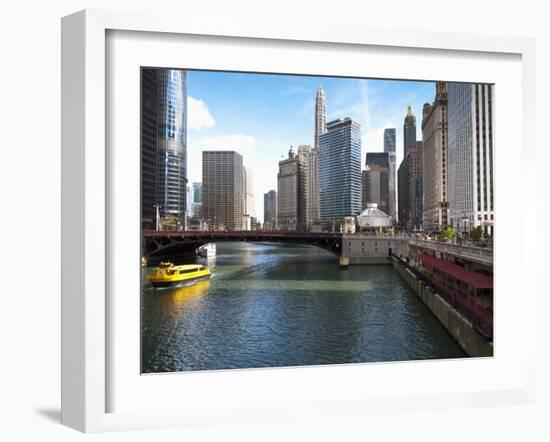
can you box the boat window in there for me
[178,267,200,274]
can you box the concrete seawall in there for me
[391,256,493,358]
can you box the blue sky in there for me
[186,70,436,221]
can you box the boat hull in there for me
[148,273,211,288]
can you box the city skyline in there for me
[185,71,436,222]
[139,69,495,374]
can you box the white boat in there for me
[197,243,216,258]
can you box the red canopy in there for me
[419,253,493,289]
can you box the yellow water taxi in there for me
[147,262,211,287]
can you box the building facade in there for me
[398,141,423,230]
[304,146,320,227]
[191,182,202,220]
[365,151,390,170]
[277,146,302,230]
[397,159,409,227]
[297,145,311,228]
[202,151,244,231]
[314,86,327,150]
[409,141,423,230]
[362,164,390,216]
[243,167,256,230]
[448,83,494,234]
[422,82,449,231]
[403,104,417,157]
[263,190,277,229]
[384,128,397,221]
[192,182,202,203]
[319,118,362,224]
[140,68,188,230]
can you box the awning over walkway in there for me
[419,253,493,289]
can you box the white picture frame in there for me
[61,9,537,433]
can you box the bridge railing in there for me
[405,238,493,264]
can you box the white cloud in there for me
[193,134,257,152]
[187,134,258,185]
[188,96,215,130]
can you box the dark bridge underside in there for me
[142,230,343,259]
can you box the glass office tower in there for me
[141,68,188,230]
[319,118,362,223]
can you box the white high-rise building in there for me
[243,166,256,230]
[448,83,494,235]
[314,86,327,150]
[422,82,449,231]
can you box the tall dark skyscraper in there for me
[403,105,417,156]
[263,190,277,228]
[140,68,188,230]
[398,141,423,229]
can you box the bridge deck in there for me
[142,231,493,267]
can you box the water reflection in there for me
[168,279,211,305]
[141,242,465,373]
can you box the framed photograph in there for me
[61,9,537,432]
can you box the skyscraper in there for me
[140,68,188,230]
[384,128,397,221]
[305,146,320,226]
[243,167,256,230]
[277,146,302,231]
[141,69,159,229]
[398,141,423,229]
[384,128,396,152]
[397,159,409,226]
[190,182,202,220]
[448,83,494,234]
[192,182,202,203]
[362,164,390,215]
[365,152,390,169]
[409,141,423,230]
[263,190,277,229]
[202,151,244,231]
[422,82,449,231]
[319,118,362,223]
[314,86,327,150]
[296,145,311,228]
[403,105,417,156]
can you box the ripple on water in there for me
[141,242,466,373]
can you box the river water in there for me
[141,242,465,373]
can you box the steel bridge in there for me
[142,230,344,258]
[142,230,493,270]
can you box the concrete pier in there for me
[338,256,350,268]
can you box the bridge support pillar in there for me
[338,256,350,269]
